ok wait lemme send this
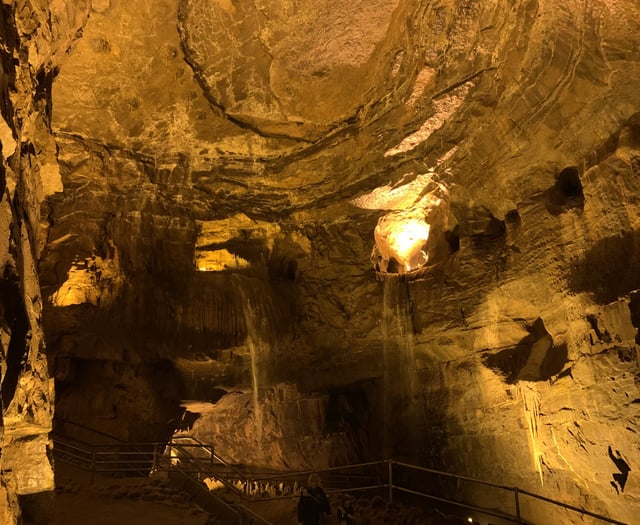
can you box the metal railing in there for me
[51,429,627,525]
[53,434,160,482]
[240,460,627,525]
[156,454,245,525]
[388,461,628,525]
[52,431,273,525]
[169,436,249,481]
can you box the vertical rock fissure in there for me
[0,278,29,410]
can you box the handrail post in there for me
[514,486,521,523]
[90,449,96,484]
[388,460,393,503]
[152,444,158,473]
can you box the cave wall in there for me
[0,1,94,522]
[0,0,637,524]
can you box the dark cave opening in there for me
[544,166,584,215]
[628,291,640,345]
[0,276,29,409]
[483,216,507,237]
[325,385,370,434]
[467,210,507,251]
[505,209,521,225]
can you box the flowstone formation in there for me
[1,0,639,523]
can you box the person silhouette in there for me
[336,494,358,525]
[297,474,330,525]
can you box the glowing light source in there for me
[384,218,430,271]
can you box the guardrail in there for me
[51,429,627,525]
[52,432,273,525]
[53,434,160,482]
[156,454,245,525]
[388,461,628,525]
[242,460,627,525]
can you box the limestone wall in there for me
[0,0,638,523]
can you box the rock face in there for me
[0,1,92,522]
[1,0,640,523]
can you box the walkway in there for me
[51,421,628,525]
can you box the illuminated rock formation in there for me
[361,173,450,273]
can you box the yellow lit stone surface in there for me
[196,214,281,250]
[50,255,123,306]
[2,0,640,524]
[196,248,251,272]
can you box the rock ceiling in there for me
[1,0,640,523]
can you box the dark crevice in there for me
[0,274,30,409]
[483,216,507,238]
[326,386,370,434]
[0,150,5,197]
[469,215,506,254]
[445,224,460,253]
[539,342,569,380]
[586,313,612,343]
[268,254,298,281]
[34,67,58,126]
[457,205,507,242]
[505,209,521,225]
[544,166,584,215]
[0,2,18,126]
[628,291,640,345]
[557,167,583,197]
[624,112,640,146]
[482,344,530,383]
[173,408,201,432]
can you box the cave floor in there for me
[46,462,482,525]
[48,463,210,525]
